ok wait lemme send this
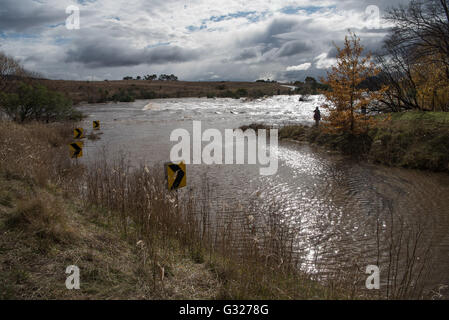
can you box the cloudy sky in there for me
[0,0,411,82]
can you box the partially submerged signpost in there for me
[69,142,83,159]
[165,161,186,216]
[74,128,84,139]
[165,162,186,191]
[69,121,102,159]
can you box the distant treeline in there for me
[93,85,272,103]
[122,74,178,81]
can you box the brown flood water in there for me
[78,96,449,299]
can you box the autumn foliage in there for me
[321,33,387,134]
[411,54,449,111]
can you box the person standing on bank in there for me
[313,107,321,127]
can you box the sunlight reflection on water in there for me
[78,96,449,297]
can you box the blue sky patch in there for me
[0,32,39,40]
[209,11,257,22]
[280,5,335,15]
[77,0,97,5]
[186,24,207,32]
[48,22,66,29]
[146,42,171,49]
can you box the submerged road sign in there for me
[93,121,100,130]
[165,162,186,191]
[74,128,84,139]
[69,142,83,159]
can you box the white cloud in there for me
[314,52,337,69]
[0,0,403,81]
[286,63,311,71]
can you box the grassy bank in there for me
[1,119,433,299]
[277,112,449,173]
[0,121,352,300]
[0,122,220,299]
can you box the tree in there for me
[386,0,449,78]
[411,54,449,111]
[378,0,449,112]
[0,51,27,91]
[377,42,420,112]
[0,83,80,123]
[158,74,178,81]
[304,77,318,94]
[144,74,157,81]
[321,33,387,133]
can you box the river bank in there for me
[0,121,346,299]
[274,112,449,173]
[5,79,293,105]
[2,102,446,299]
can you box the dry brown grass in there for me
[5,196,75,245]
[0,120,219,299]
[0,119,435,300]
[83,155,351,299]
[0,121,81,188]
[16,79,291,104]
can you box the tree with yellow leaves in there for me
[321,33,387,134]
[411,54,449,111]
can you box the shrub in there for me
[112,89,135,102]
[235,88,248,97]
[248,89,265,99]
[0,83,81,123]
[140,89,157,99]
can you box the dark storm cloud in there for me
[233,48,259,61]
[282,67,327,82]
[65,39,200,68]
[0,0,64,32]
[246,18,300,51]
[233,17,314,66]
[326,34,388,59]
[276,40,310,57]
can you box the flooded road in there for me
[78,96,449,298]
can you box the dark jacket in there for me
[314,109,321,121]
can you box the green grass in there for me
[369,112,449,171]
[277,112,449,172]
[388,111,449,124]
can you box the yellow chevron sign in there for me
[74,128,84,139]
[69,142,83,159]
[93,121,100,130]
[165,162,186,191]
